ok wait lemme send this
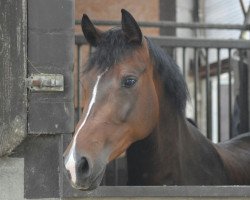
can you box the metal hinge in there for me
[26,73,64,92]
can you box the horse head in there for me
[63,9,160,190]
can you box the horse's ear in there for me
[81,14,102,47]
[121,9,142,44]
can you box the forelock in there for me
[85,28,142,72]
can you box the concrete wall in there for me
[0,158,24,200]
[0,0,27,157]
[0,0,74,199]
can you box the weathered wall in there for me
[27,0,75,134]
[0,0,27,157]
[0,158,24,200]
[24,0,75,198]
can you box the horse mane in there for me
[146,38,189,113]
[85,28,189,113]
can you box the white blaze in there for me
[65,69,108,184]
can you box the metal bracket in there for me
[26,73,64,92]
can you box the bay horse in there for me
[64,9,250,190]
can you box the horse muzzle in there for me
[63,152,106,191]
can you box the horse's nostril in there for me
[78,157,89,175]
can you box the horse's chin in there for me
[76,184,97,191]
[72,168,106,191]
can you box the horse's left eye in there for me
[121,77,137,88]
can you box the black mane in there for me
[86,28,188,113]
[146,38,189,113]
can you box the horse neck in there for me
[127,84,228,185]
[127,91,189,185]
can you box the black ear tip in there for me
[121,8,142,44]
[121,9,130,16]
[121,9,126,13]
[121,9,138,23]
[82,14,89,21]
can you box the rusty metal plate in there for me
[26,73,64,92]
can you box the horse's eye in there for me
[121,76,137,88]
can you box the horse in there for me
[63,9,250,190]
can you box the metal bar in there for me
[89,45,93,57]
[182,47,186,81]
[77,45,82,120]
[75,35,250,49]
[238,49,249,134]
[102,173,107,186]
[150,37,250,49]
[248,50,250,134]
[240,4,250,39]
[64,185,250,198]
[239,0,247,17]
[217,48,221,142]
[75,19,250,30]
[194,48,198,123]
[173,47,176,61]
[228,49,232,139]
[206,48,212,140]
[114,159,118,186]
